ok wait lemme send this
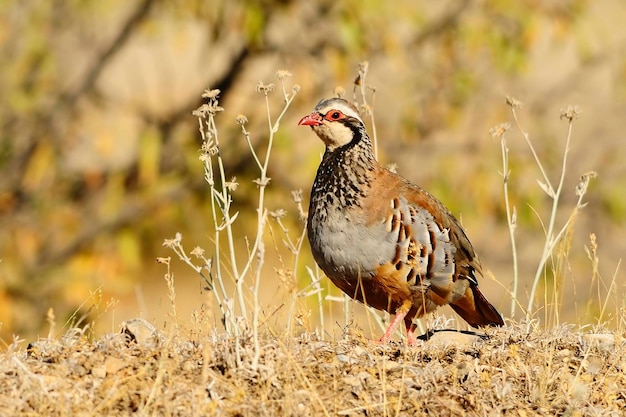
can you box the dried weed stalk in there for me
[164,72,300,366]
[494,98,597,328]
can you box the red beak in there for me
[298,113,323,126]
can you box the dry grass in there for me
[2,321,624,416]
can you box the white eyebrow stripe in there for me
[339,106,362,120]
[318,102,362,123]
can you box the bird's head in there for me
[298,98,365,151]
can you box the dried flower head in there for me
[162,238,176,249]
[354,61,370,87]
[156,256,171,264]
[506,96,523,108]
[359,103,372,116]
[193,102,223,117]
[560,105,582,121]
[190,246,205,258]
[162,233,182,248]
[253,177,271,187]
[192,106,205,118]
[256,81,276,94]
[291,189,303,203]
[201,140,218,156]
[270,209,287,219]
[225,177,239,192]
[575,171,597,197]
[489,122,511,138]
[201,89,221,99]
[235,114,248,125]
[276,70,293,80]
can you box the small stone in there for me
[91,366,107,379]
[582,334,615,352]
[426,331,482,348]
[104,356,127,374]
[121,318,162,348]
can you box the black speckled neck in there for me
[309,123,376,214]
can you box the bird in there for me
[298,97,504,346]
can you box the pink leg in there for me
[378,301,415,344]
[377,308,408,344]
[405,320,419,346]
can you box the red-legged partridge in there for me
[298,97,504,346]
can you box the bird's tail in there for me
[449,284,504,328]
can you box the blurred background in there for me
[1,0,625,343]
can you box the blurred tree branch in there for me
[64,0,158,106]
[413,0,472,47]
[2,0,259,287]
[28,182,188,278]
[0,0,159,198]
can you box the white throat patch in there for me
[312,99,365,150]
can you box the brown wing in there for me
[363,167,504,327]
[401,179,482,283]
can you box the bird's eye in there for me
[328,111,342,120]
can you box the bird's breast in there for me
[307,193,394,282]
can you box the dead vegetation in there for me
[0,319,622,416]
